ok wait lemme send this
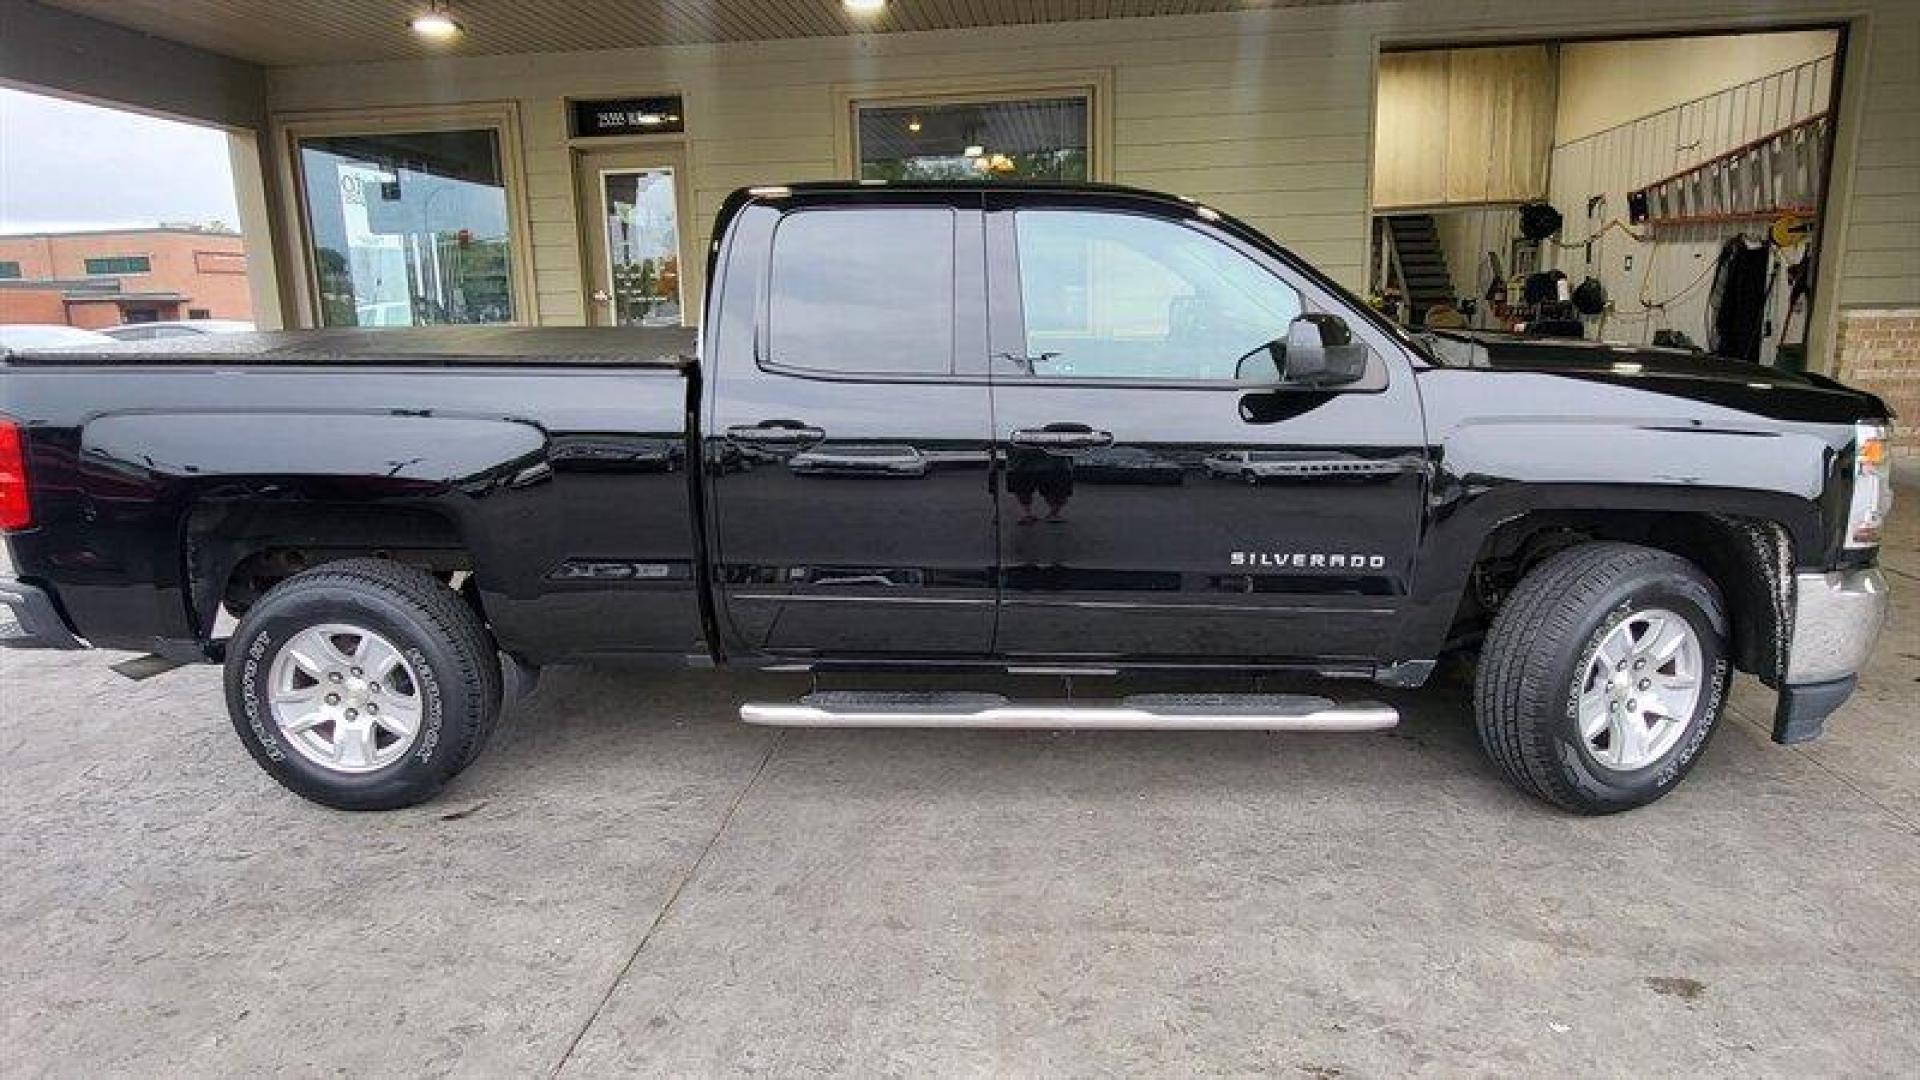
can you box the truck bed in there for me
[2,325,698,368]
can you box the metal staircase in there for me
[1375,215,1457,327]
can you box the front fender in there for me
[1390,416,1839,661]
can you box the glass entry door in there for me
[576,147,690,327]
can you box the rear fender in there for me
[80,410,548,647]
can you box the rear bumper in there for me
[1772,569,1888,743]
[0,578,85,650]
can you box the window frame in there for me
[987,204,1393,394]
[272,102,538,329]
[833,72,1113,183]
[755,202,988,385]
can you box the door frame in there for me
[572,144,695,327]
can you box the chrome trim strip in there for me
[1002,599,1396,614]
[731,594,988,606]
[740,701,1399,731]
[1786,569,1889,684]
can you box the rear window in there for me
[767,208,955,376]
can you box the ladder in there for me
[1631,113,1828,229]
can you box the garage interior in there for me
[1371,28,1842,370]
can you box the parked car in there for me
[99,319,256,341]
[0,324,115,351]
[0,182,1893,816]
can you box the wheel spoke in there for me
[333,718,376,769]
[1578,687,1611,740]
[1596,633,1630,672]
[1657,673,1697,694]
[1612,710,1653,765]
[1645,617,1690,664]
[280,704,330,735]
[362,635,406,684]
[374,695,421,738]
[282,638,329,681]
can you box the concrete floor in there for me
[2,491,1915,1077]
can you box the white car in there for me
[99,319,256,341]
[0,324,117,351]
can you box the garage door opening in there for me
[0,87,262,346]
[1370,27,1843,370]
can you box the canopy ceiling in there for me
[40,1,1365,68]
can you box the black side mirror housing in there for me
[1234,313,1368,387]
[1281,313,1367,386]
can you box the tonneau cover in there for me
[1,325,697,368]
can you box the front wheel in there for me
[225,559,501,810]
[1474,543,1732,814]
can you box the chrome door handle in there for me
[1008,427,1114,450]
[726,421,826,447]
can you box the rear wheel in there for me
[225,559,501,810]
[1474,543,1731,813]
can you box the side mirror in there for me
[1281,313,1367,386]
[1234,313,1369,387]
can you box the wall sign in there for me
[571,96,684,138]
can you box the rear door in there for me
[984,195,1428,665]
[705,192,997,657]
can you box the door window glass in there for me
[297,129,515,327]
[599,168,681,326]
[767,209,954,375]
[1014,210,1302,381]
[858,97,1088,183]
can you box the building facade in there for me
[1,1,1914,445]
[0,226,253,328]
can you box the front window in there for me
[296,129,516,327]
[857,96,1088,183]
[1014,210,1302,381]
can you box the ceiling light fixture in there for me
[411,1,463,41]
[843,0,888,14]
[962,145,984,158]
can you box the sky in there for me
[0,88,240,234]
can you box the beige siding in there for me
[1843,9,1920,308]
[266,0,1919,360]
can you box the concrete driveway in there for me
[3,495,1915,1077]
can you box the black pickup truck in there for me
[0,183,1894,814]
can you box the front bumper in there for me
[0,578,85,650]
[1773,569,1889,743]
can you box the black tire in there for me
[224,559,501,810]
[1474,542,1732,814]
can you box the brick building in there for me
[0,226,253,328]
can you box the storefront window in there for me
[297,129,515,327]
[856,96,1089,183]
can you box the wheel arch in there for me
[187,500,480,638]
[1456,507,1795,686]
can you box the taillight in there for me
[0,418,29,532]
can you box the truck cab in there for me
[703,184,1427,668]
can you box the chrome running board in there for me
[740,691,1398,731]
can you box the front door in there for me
[984,197,1428,666]
[576,147,693,327]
